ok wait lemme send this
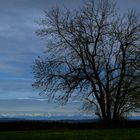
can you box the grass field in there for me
[0,128,140,140]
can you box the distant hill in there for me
[0,115,139,123]
[0,115,97,123]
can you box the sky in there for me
[0,0,140,118]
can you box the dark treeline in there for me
[0,120,140,131]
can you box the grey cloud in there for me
[0,79,41,101]
[0,99,82,118]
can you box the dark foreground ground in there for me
[0,119,140,131]
[0,120,139,140]
[0,128,140,140]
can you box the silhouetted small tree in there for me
[33,0,140,124]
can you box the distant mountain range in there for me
[0,115,95,122]
[0,115,139,123]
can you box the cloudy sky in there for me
[0,0,139,118]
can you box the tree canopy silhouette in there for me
[33,0,140,124]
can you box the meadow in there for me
[0,128,140,140]
[0,120,139,140]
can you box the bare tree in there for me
[33,0,140,124]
